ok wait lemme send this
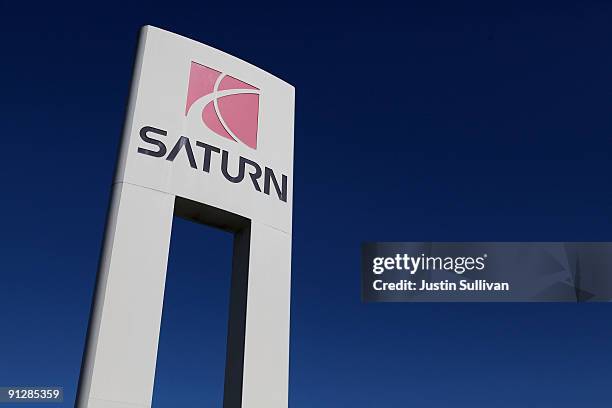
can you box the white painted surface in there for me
[242,222,292,407]
[78,183,174,407]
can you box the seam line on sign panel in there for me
[251,220,291,236]
[112,181,175,197]
[113,181,291,235]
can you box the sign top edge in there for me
[141,25,295,91]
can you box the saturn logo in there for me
[185,61,260,149]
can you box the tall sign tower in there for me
[77,26,294,408]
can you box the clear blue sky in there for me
[2,0,612,406]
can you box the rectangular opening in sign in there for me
[152,197,250,407]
